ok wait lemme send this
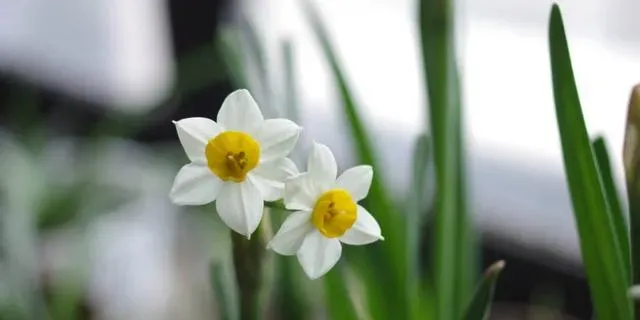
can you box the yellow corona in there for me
[311,189,357,238]
[205,131,260,182]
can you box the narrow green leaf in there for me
[592,136,630,283]
[407,134,431,319]
[269,208,309,320]
[623,84,640,314]
[274,259,309,320]
[46,279,83,320]
[302,1,408,319]
[407,133,430,280]
[175,42,229,98]
[237,15,278,117]
[548,4,632,319]
[210,263,233,320]
[282,40,299,123]
[324,266,359,320]
[217,28,250,90]
[461,260,505,320]
[418,0,475,317]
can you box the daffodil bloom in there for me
[629,285,640,299]
[170,89,301,237]
[267,142,383,279]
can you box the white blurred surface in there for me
[0,0,174,112]
[245,0,640,266]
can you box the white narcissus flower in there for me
[170,89,301,238]
[267,142,384,279]
[629,285,640,299]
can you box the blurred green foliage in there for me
[549,4,632,319]
[624,84,640,316]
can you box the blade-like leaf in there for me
[303,1,409,319]
[217,27,249,90]
[210,263,233,320]
[407,133,430,280]
[238,15,278,117]
[269,208,310,320]
[407,134,432,318]
[623,84,640,314]
[419,0,475,317]
[592,136,630,283]
[461,260,506,320]
[282,40,299,124]
[46,279,83,320]
[548,4,632,319]
[324,266,359,320]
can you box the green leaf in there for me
[217,27,250,90]
[407,133,430,279]
[407,134,431,318]
[324,266,359,320]
[269,208,310,320]
[282,40,299,123]
[461,260,505,320]
[623,84,640,313]
[46,279,83,320]
[237,15,277,117]
[274,258,309,320]
[210,263,233,320]
[175,42,229,99]
[548,4,632,319]
[592,136,630,283]
[302,1,409,319]
[418,0,475,317]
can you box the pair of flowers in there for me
[169,89,383,279]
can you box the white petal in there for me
[340,205,384,245]
[307,142,337,192]
[266,211,312,255]
[256,119,301,162]
[250,158,299,201]
[284,173,320,211]
[297,231,342,279]
[215,180,264,237]
[335,165,373,201]
[629,285,640,299]
[170,163,223,205]
[217,89,264,133]
[173,118,222,163]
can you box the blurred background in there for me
[0,0,639,319]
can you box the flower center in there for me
[311,189,357,238]
[205,131,260,182]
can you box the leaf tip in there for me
[484,260,506,278]
[549,3,563,32]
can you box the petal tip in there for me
[307,274,321,280]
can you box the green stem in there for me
[264,201,287,211]
[231,225,265,320]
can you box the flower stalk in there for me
[231,224,265,320]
